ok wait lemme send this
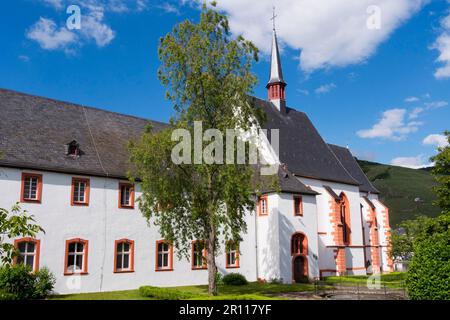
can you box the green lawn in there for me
[50,282,319,300]
[322,272,407,289]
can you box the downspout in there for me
[254,199,259,281]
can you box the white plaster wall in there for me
[0,167,257,294]
[255,193,319,282]
[298,177,367,275]
[372,198,391,272]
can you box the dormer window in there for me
[66,140,80,157]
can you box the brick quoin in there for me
[379,202,394,272]
[367,206,381,274]
[328,197,346,275]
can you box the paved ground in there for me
[279,286,407,300]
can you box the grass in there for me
[322,272,407,289]
[50,282,319,300]
[357,160,439,227]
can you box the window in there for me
[66,140,80,157]
[258,196,268,216]
[64,239,88,275]
[21,173,42,203]
[14,238,40,272]
[291,233,308,256]
[339,193,351,245]
[294,196,303,216]
[71,178,90,206]
[191,241,207,269]
[226,242,239,268]
[155,240,173,271]
[119,183,134,209]
[114,239,134,273]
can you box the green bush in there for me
[0,265,56,300]
[222,273,248,286]
[406,231,450,300]
[139,286,195,300]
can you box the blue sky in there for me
[0,0,449,167]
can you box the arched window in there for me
[114,239,135,273]
[14,238,40,272]
[339,193,351,245]
[64,238,88,275]
[291,233,308,256]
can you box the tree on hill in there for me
[129,2,264,295]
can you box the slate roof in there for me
[259,165,318,196]
[328,144,380,194]
[0,88,373,192]
[0,88,167,179]
[253,97,360,186]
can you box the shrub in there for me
[139,286,194,300]
[406,231,450,300]
[0,265,55,300]
[222,273,248,286]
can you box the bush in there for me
[139,286,194,300]
[406,231,450,300]
[0,265,55,300]
[222,273,248,286]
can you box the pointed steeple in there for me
[267,7,287,112]
[267,29,285,86]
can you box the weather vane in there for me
[270,6,277,30]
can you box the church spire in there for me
[267,7,286,112]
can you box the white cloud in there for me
[423,134,449,148]
[18,55,30,62]
[391,155,431,169]
[157,2,180,14]
[28,1,124,52]
[432,4,450,79]
[42,0,64,9]
[79,5,115,47]
[26,17,77,51]
[357,108,421,141]
[408,100,447,119]
[194,0,428,73]
[315,83,336,95]
[405,96,419,103]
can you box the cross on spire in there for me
[270,6,277,30]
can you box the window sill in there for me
[114,270,134,274]
[64,272,89,276]
[72,202,89,206]
[118,206,135,210]
[191,267,207,270]
[155,268,173,272]
[21,199,41,204]
[225,265,240,269]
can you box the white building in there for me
[0,29,393,294]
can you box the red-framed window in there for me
[20,173,42,203]
[114,239,134,273]
[13,238,40,272]
[225,241,240,268]
[258,196,268,216]
[155,240,173,271]
[71,178,90,206]
[64,238,89,275]
[191,241,207,270]
[294,195,303,216]
[118,183,134,209]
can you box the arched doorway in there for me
[293,255,308,283]
[291,233,309,282]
